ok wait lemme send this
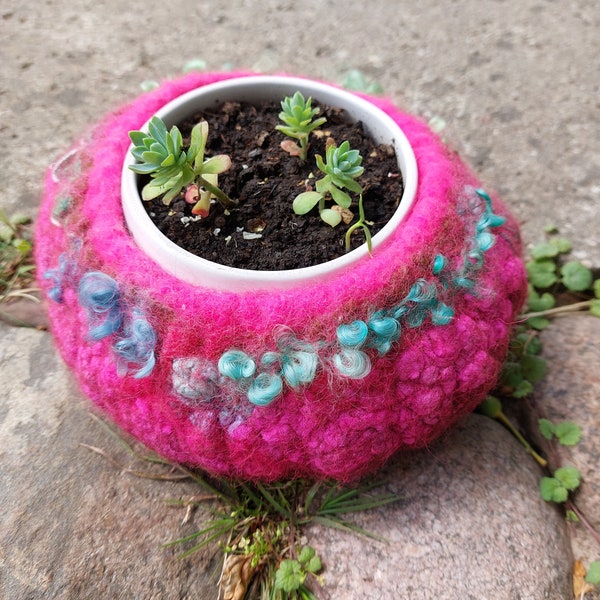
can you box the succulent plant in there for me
[292,140,364,228]
[128,117,235,215]
[276,91,326,161]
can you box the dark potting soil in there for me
[140,100,404,270]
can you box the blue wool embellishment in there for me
[453,276,475,289]
[475,231,495,253]
[432,254,446,275]
[43,253,70,303]
[337,320,369,348]
[248,372,283,406]
[405,279,438,303]
[280,351,319,388]
[172,358,219,402]
[333,348,372,379]
[219,350,256,380]
[431,302,455,325]
[368,314,400,339]
[367,313,401,354]
[78,272,122,341]
[261,351,281,367]
[114,311,157,378]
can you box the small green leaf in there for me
[554,421,582,446]
[540,477,566,503]
[527,316,551,331]
[329,185,352,209]
[305,555,322,574]
[183,58,207,72]
[477,396,503,419]
[140,80,159,91]
[530,242,559,260]
[544,224,559,234]
[298,546,315,565]
[565,509,579,523]
[12,239,32,255]
[9,212,31,226]
[320,208,342,228]
[526,260,558,289]
[590,299,600,318]
[342,70,384,94]
[342,69,370,91]
[593,279,600,299]
[560,261,593,292]
[554,466,581,491]
[501,362,523,388]
[527,286,555,312]
[549,237,572,254]
[293,192,322,215]
[0,222,14,243]
[520,354,547,383]
[538,418,555,440]
[586,561,600,585]
[522,334,543,356]
[201,154,232,175]
[512,379,534,398]
[275,559,305,592]
[148,116,169,146]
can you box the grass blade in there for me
[255,483,292,518]
[311,515,388,542]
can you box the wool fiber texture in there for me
[35,72,527,481]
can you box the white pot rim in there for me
[121,75,418,292]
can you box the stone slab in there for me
[306,414,572,599]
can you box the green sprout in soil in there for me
[293,140,366,230]
[344,194,373,255]
[128,116,236,217]
[276,91,327,161]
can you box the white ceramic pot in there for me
[121,75,417,292]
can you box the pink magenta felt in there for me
[35,71,527,481]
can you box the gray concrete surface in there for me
[1,0,599,598]
[2,0,599,262]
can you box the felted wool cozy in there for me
[35,71,527,482]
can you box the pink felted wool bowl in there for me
[35,72,527,482]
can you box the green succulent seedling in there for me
[276,91,327,161]
[345,194,373,254]
[293,140,364,229]
[128,116,236,216]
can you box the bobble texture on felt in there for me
[35,72,527,482]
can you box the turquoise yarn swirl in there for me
[248,373,284,406]
[333,348,372,379]
[218,350,256,380]
[336,320,369,347]
[78,272,122,341]
[114,310,157,378]
[454,188,507,289]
